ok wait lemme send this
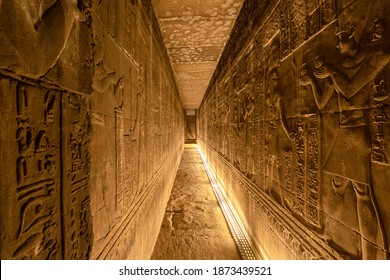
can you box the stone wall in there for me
[198,0,390,260]
[0,0,184,259]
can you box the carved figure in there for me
[130,65,145,141]
[264,33,291,204]
[92,41,121,94]
[114,77,124,109]
[300,21,390,259]
[243,91,255,122]
[242,90,256,179]
[221,101,230,159]
[135,64,146,193]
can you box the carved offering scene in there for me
[199,0,390,260]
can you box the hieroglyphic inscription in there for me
[306,115,321,227]
[283,151,293,205]
[371,78,389,164]
[123,135,134,208]
[289,0,306,50]
[62,93,92,259]
[1,73,94,260]
[279,0,290,58]
[285,115,321,229]
[306,0,336,38]
[197,0,390,260]
[293,119,306,217]
[14,179,59,259]
[3,79,62,259]
[124,0,138,56]
[115,108,125,213]
[227,164,340,260]
[321,0,337,25]
[307,6,320,37]
[255,49,266,189]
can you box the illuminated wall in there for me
[198,0,390,260]
[0,0,184,259]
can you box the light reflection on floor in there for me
[197,144,262,260]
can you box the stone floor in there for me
[151,144,241,260]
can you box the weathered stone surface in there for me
[0,0,184,259]
[198,0,390,260]
[151,144,240,260]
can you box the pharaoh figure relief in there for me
[300,0,390,259]
[264,32,291,205]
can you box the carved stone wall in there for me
[198,0,390,260]
[88,0,184,260]
[0,0,184,259]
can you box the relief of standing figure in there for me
[264,33,292,205]
[300,20,390,259]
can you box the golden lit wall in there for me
[198,0,390,260]
[0,0,184,259]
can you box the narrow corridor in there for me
[2,0,390,261]
[151,144,241,260]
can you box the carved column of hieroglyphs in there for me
[371,78,389,164]
[198,0,390,259]
[115,108,124,213]
[286,114,321,229]
[61,93,92,259]
[279,0,291,58]
[1,79,63,260]
[306,0,321,38]
[253,34,266,190]
[306,115,321,227]
[137,62,146,195]
[0,78,92,259]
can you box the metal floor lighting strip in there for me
[197,146,262,260]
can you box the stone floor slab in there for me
[151,144,241,260]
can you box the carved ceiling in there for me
[152,0,244,109]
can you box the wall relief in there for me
[198,0,390,259]
[0,77,92,259]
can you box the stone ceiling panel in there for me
[159,17,234,48]
[172,62,217,72]
[178,82,209,93]
[152,0,243,109]
[153,0,242,18]
[168,46,223,64]
[174,69,215,81]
